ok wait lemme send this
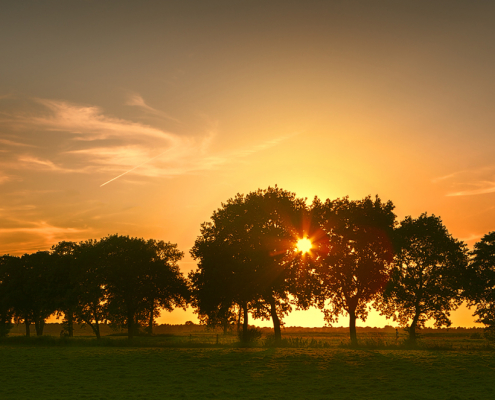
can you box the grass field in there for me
[2,325,494,399]
[1,342,495,399]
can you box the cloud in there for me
[435,166,495,197]
[17,155,87,173]
[447,182,495,197]
[1,96,297,186]
[0,220,89,256]
[126,93,181,123]
[32,98,180,143]
[0,138,35,147]
[0,174,11,184]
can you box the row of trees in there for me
[0,186,494,344]
[189,187,495,345]
[0,236,189,339]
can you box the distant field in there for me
[7,323,490,350]
[1,345,494,399]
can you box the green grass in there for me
[0,345,494,399]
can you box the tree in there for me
[377,213,469,343]
[100,235,187,339]
[312,195,396,346]
[72,239,109,340]
[9,252,59,336]
[465,231,495,336]
[51,241,79,337]
[190,187,309,341]
[140,239,189,335]
[0,256,15,336]
[190,217,253,336]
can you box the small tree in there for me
[312,195,396,346]
[377,214,469,344]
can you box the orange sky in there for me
[1,1,494,328]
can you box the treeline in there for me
[1,186,494,344]
[0,236,188,339]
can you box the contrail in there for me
[100,150,170,187]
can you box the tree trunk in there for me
[88,304,101,339]
[24,319,31,337]
[34,316,44,336]
[409,312,420,344]
[237,306,241,332]
[408,298,422,345]
[94,320,101,340]
[269,298,282,341]
[127,311,134,340]
[148,308,154,336]
[242,303,249,341]
[67,309,74,337]
[349,309,358,346]
[223,318,229,335]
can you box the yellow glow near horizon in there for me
[296,237,312,253]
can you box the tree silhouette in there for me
[12,252,58,336]
[100,235,187,339]
[191,187,309,341]
[140,239,189,335]
[51,241,79,337]
[312,195,396,346]
[465,231,495,335]
[0,256,15,336]
[377,213,469,343]
[72,239,109,339]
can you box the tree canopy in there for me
[311,195,396,345]
[465,232,495,332]
[190,186,310,341]
[377,213,469,342]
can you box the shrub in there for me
[484,325,495,342]
[238,327,262,344]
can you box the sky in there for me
[1,0,494,328]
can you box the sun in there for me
[296,237,312,254]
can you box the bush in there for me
[238,327,262,344]
[484,326,495,342]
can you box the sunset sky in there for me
[1,1,494,328]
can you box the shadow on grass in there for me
[337,337,495,351]
[0,335,231,348]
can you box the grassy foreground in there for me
[1,345,494,399]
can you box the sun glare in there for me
[296,237,312,254]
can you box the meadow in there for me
[1,326,495,399]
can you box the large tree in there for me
[100,235,188,339]
[377,213,469,343]
[190,186,310,341]
[312,195,396,346]
[465,232,495,333]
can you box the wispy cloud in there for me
[458,233,484,243]
[0,220,90,256]
[1,96,297,186]
[0,138,35,147]
[447,182,495,197]
[434,166,495,197]
[32,98,180,143]
[17,155,87,173]
[126,93,181,123]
